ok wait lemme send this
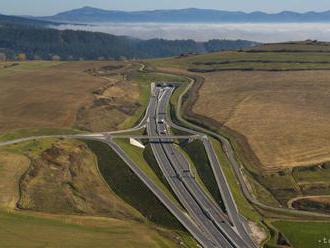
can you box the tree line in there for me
[0,22,257,61]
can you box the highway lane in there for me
[156,87,254,248]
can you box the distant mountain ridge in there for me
[0,13,57,26]
[38,6,330,23]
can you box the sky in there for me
[2,0,330,16]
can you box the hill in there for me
[0,13,57,26]
[0,15,256,60]
[39,6,330,23]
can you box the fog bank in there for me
[55,22,330,43]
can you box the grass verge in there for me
[114,139,179,206]
[180,140,225,210]
[0,128,85,142]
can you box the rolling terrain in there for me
[2,41,330,247]
[151,41,330,171]
[0,61,125,134]
[0,60,199,247]
[147,41,330,247]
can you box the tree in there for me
[17,53,26,61]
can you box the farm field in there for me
[0,61,107,133]
[193,70,330,170]
[0,60,152,137]
[152,42,330,72]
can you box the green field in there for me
[187,51,330,72]
[151,46,330,72]
[272,221,330,248]
[0,210,178,248]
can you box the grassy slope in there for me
[180,140,225,210]
[0,151,29,209]
[0,128,85,142]
[0,61,112,134]
[114,139,179,205]
[210,138,261,222]
[0,210,178,248]
[152,44,330,71]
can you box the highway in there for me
[146,85,255,247]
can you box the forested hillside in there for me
[0,15,257,60]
